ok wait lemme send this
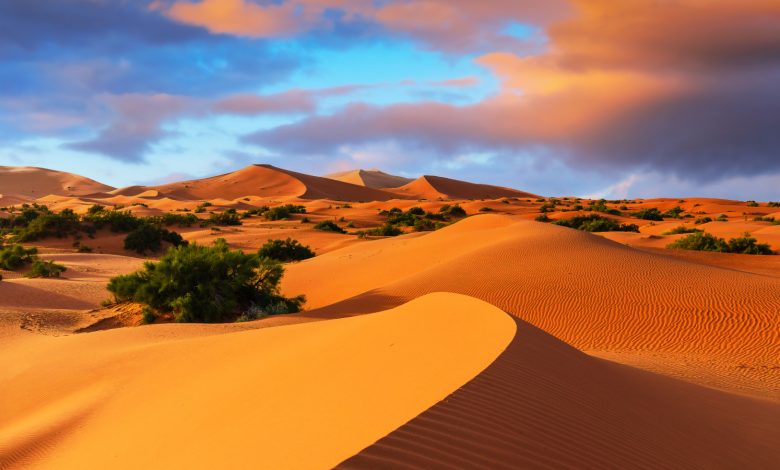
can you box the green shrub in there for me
[107,239,305,323]
[0,244,39,270]
[15,209,81,241]
[668,232,774,255]
[746,201,759,207]
[258,238,315,262]
[754,216,776,222]
[662,226,702,235]
[768,202,780,208]
[206,210,242,226]
[313,220,346,233]
[439,204,466,217]
[553,214,639,233]
[124,223,187,255]
[264,205,306,221]
[633,208,664,221]
[365,223,404,237]
[26,259,67,278]
[662,206,685,219]
[535,214,551,222]
[715,214,729,222]
[141,307,156,325]
[77,244,93,253]
[83,209,144,232]
[694,216,713,225]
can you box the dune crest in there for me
[0,166,113,199]
[0,293,515,470]
[390,175,537,200]
[326,169,414,189]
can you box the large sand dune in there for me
[0,167,113,200]
[150,164,399,202]
[326,169,414,189]
[390,175,537,200]
[0,293,514,469]
[284,215,780,398]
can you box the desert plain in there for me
[0,164,778,469]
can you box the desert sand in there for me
[1,165,778,469]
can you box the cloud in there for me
[166,0,302,38]
[213,90,316,115]
[246,0,780,184]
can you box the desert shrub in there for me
[0,244,39,270]
[413,218,436,232]
[264,206,291,221]
[746,201,759,207]
[768,202,780,208]
[146,213,198,227]
[107,239,305,323]
[313,220,346,233]
[715,214,729,222]
[535,214,551,222]
[439,204,467,217]
[407,206,425,216]
[662,206,685,219]
[585,199,621,215]
[754,216,776,222]
[554,214,639,233]
[668,232,728,252]
[15,209,81,241]
[141,307,156,325]
[77,244,93,253]
[662,226,702,235]
[727,233,774,255]
[206,210,242,226]
[633,208,664,221]
[83,209,144,232]
[258,238,315,262]
[26,259,67,278]
[87,204,106,215]
[301,217,310,223]
[365,223,404,237]
[124,223,187,254]
[694,216,713,225]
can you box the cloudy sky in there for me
[1,0,779,198]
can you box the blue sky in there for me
[1,1,778,199]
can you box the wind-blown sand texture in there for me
[326,169,413,189]
[2,165,779,468]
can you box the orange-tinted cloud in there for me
[247,0,780,180]
[166,0,302,37]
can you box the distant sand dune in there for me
[389,175,538,200]
[0,166,113,198]
[326,169,414,189]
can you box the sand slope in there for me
[149,164,399,202]
[284,215,780,398]
[389,175,537,200]
[0,293,515,470]
[340,316,780,470]
[326,169,414,189]
[0,167,113,199]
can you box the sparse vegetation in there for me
[106,239,305,323]
[668,232,774,255]
[694,216,713,225]
[662,226,702,235]
[124,223,187,254]
[264,204,306,221]
[258,238,315,262]
[439,204,467,218]
[205,209,242,226]
[25,259,67,278]
[552,214,639,232]
[633,208,664,221]
[0,244,39,270]
[313,220,346,233]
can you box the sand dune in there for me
[340,316,780,469]
[284,215,780,398]
[149,164,399,202]
[326,169,414,189]
[0,293,514,469]
[389,175,537,200]
[0,166,113,199]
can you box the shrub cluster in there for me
[668,232,774,255]
[633,208,664,221]
[552,214,639,233]
[264,204,307,221]
[26,259,67,278]
[0,244,38,270]
[662,226,702,235]
[313,220,346,233]
[124,224,187,254]
[107,239,305,323]
[694,216,713,225]
[258,238,315,262]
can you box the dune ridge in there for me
[326,169,414,189]
[284,215,780,398]
[390,175,537,200]
[0,293,515,470]
[0,166,113,200]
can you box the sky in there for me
[1,0,779,199]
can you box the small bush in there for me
[633,208,664,221]
[662,206,685,219]
[754,216,776,223]
[313,220,346,233]
[265,205,306,221]
[694,216,713,225]
[746,201,759,207]
[662,226,702,235]
[26,259,67,278]
[206,210,242,226]
[0,244,39,270]
[535,214,551,222]
[715,214,729,222]
[365,223,404,237]
[554,214,639,233]
[141,307,156,325]
[124,223,187,255]
[439,204,467,217]
[668,232,774,255]
[258,238,315,262]
[77,244,93,253]
[107,239,305,323]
